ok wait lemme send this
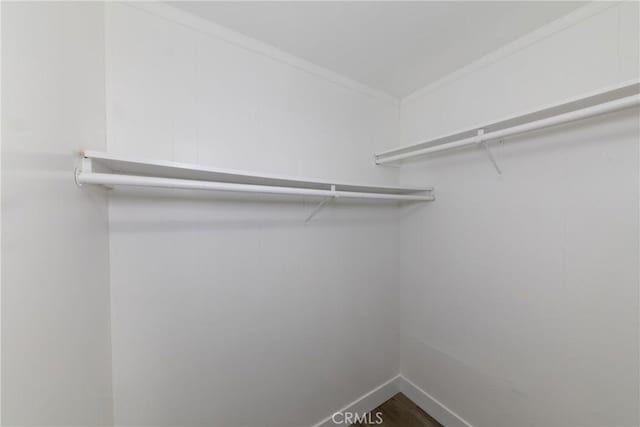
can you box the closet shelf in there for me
[375,79,640,165]
[76,151,434,202]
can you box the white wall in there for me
[105,4,401,426]
[397,3,639,427]
[3,3,637,426]
[1,2,113,425]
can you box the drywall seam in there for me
[403,1,618,103]
[100,1,115,423]
[120,2,398,107]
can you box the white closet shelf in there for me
[76,151,434,202]
[376,80,640,165]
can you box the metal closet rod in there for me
[376,93,640,165]
[75,172,435,201]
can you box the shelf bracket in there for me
[374,154,401,168]
[75,156,114,190]
[477,129,502,175]
[74,157,93,187]
[305,185,337,223]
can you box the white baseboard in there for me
[313,374,473,427]
[312,375,402,427]
[397,375,473,427]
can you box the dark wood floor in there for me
[353,393,443,427]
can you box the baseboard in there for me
[397,375,473,427]
[312,374,473,427]
[312,375,402,427]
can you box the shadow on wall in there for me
[106,186,406,232]
[396,109,639,173]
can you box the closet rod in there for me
[75,172,435,201]
[376,92,640,165]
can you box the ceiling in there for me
[169,1,585,99]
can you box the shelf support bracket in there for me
[477,129,502,175]
[305,185,337,223]
[375,154,401,168]
[75,156,114,190]
[74,157,93,187]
